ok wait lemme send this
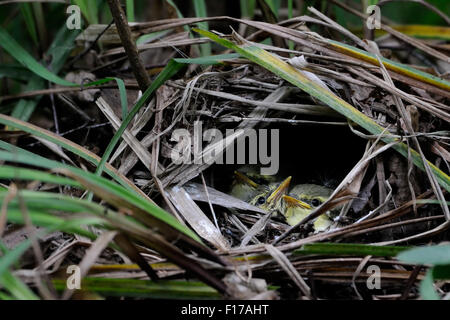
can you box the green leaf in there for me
[0,270,39,300]
[0,165,81,188]
[240,0,256,18]
[192,0,211,56]
[94,59,184,177]
[8,25,80,121]
[432,265,450,280]
[295,243,410,257]
[397,244,450,265]
[174,53,240,65]
[20,3,38,46]
[0,148,200,242]
[0,26,74,86]
[94,52,235,181]
[114,77,128,120]
[10,76,44,121]
[263,0,278,18]
[46,25,81,73]
[0,240,33,278]
[52,278,220,299]
[126,0,135,22]
[327,39,450,92]
[0,65,33,81]
[420,269,440,300]
[0,121,134,193]
[136,30,171,45]
[74,0,98,25]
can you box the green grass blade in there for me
[327,40,450,92]
[74,0,98,25]
[0,65,33,81]
[295,243,410,257]
[0,292,14,300]
[3,206,101,238]
[52,278,220,299]
[0,119,136,193]
[20,3,38,46]
[397,244,450,266]
[0,270,39,300]
[420,269,440,300]
[0,149,200,242]
[0,26,74,86]
[126,0,135,22]
[94,59,184,177]
[9,25,80,121]
[10,77,44,121]
[432,265,450,280]
[31,2,46,49]
[192,0,211,56]
[112,77,128,120]
[0,26,120,90]
[95,53,234,178]
[263,0,278,18]
[46,25,81,74]
[136,30,171,45]
[174,53,240,65]
[240,0,256,18]
[0,237,41,299]
[0,165,81,188]
[0,240,33,278]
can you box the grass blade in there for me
[94,59,184,177]
[0,26,74,86]
[295,243,410,257]
[20,3,38,46]
[420,269,440,300]
[327,39,450,92]
[192,0,211,56]
[0,165,81,188]
[52,278,220,299]
[126,0,135,22]
[397,244,450,265]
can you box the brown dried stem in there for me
[106,0,151,92]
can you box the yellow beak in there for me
[233,171,259,188]
[282,194,332,231]
[266,176,292,206]
[282,195,311,209]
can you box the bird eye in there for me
[257,196,266,205]
[311,198,322,207]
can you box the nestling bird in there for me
[229,168,335,232]
[282,184,335,232]
[248,176,292,213]
[229,165,282,202]
[229,167,290,213]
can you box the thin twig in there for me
[107,0,150,91]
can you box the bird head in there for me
[281,184,334,232]
[229,166,281,202]
[249,176,292,212]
